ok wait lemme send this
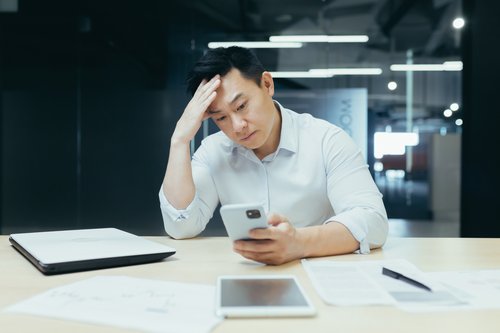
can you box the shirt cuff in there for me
[324,210,371,254]
[158,185,196,223]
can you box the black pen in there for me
[382,267,433,292]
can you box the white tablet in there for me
[216,275,316,317]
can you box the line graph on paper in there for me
[6,276,222,333]
[46,283,177,314]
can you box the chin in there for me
[236,133,262,149]
[241,139,263,150]
[239,142,258,150]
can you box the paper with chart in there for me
[302,259,465,311]
[5,276,222,333]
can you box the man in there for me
[159,46,388,265]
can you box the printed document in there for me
[428,269,500,309]
[5,276,222,333]
[302,259,465,311]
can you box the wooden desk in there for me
[1,236,500,333]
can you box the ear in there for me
[261,71,275,97]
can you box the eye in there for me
[237,103,246,111]
[216,116,227,122]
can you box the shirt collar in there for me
[275,101,298,154]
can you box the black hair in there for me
[186,46,265,96]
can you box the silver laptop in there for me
[9,228,176,275]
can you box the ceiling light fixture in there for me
[450,103,460,111]
[207,41,302,49]
[270,68,383,79]
[452,17,465,29]
[390,61,462,71]
[309,68,382,75]
[269,71,332,78]
[269,35,369,43]
[387,81,398,91]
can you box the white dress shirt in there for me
[159,102,388,253]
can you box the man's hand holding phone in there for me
[220,203,269,241]
[221,204,306,265]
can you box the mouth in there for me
[240,131,256,141]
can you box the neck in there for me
[254,103,282,160]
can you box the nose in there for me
[231,115,247,133]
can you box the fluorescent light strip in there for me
[270,71,331,78]
[270,35,369,43]
[270,68,383,78]
[208,41,302,49]
[390,61,463,71]
[309,68,382,75]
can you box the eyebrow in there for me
[208,93,245,114]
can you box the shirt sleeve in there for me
[322,128,389,254]
[158,141,219,239]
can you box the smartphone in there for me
[220,203,268,241]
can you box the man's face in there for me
[208,69,279,156]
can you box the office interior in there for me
[0,0,499,239]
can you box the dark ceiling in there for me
[0,0,463,126]
[0,0,462,67]
[179,0,462,56]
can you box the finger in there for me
[190,89,217,120]
[248,226,277,240]
[202,110,213,121]
[198,74,218,90]
[192,79,208,98]
[200,90,217,109]
[267,213,279,226]
[267,213,289,226]
[236,250,281,265]
[235,248,274,260]
[234,239,274,252]
[198,78,220,102]
[198,78,208,88]
[195,75,220,98]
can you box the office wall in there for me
[0,1,233,236]
[0,2,176,235]
[461,0,500,237]
[0,56,172,236]
[2,90,77,232]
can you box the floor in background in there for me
[388,219,460,237]
[377,177,433,220]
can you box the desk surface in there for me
[1,236,500,333]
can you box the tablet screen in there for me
[216,275,316,317]
[220,277,308,307]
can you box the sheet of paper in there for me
[302,259,465,311]
[302,259,395,306]
[365,260,466,312]
[4,276,222,333]
[428,269,500,309]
